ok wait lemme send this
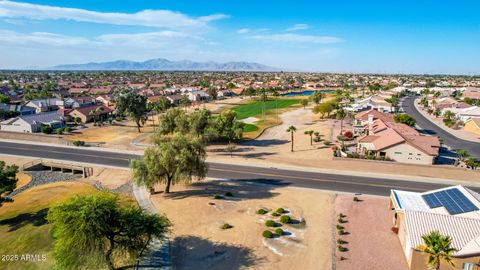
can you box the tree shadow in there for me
[164,179,290,201]
[241,139,289,147]
[0,208,49,232]
[171,235,261,270]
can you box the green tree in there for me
[443,110,455,121]
[189,109,211,136]
[301,99,309,109]
[286,125,297,152]
[131,134,207,194]
[114,88,148,133]
[179,94,191,111]
[310,91,324,104]
[153,96,172,113]
[393,113,416,127]
[304,130,314,145]
[215,109,244,143]
[207,88,218,100]
[456,149,470,162]
[466,158,479,170]
[0,94,10,103]
[47,192,170,270]
[313,101,334,118]
[0,161,18,206]
[417,231,456,270]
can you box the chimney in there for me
[368,114,374,124]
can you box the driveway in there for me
[402,96,480,158]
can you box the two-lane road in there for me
[402,96,480,158]
[0,140,477,196]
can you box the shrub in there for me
[271,212,280,217]
[220,223,233,230]
[338,217,347,223]
[72,140,85,147]
[353,196,361,202]
[213,194,223,200]
[225,191,234,197]
[257,209,268,215]
[343,131,353,138]
[337,239,348,244]
[64,127,72,133]
[338,245,349,252]
[265,220,276,227]
[336,225,345,230]
[338,213,347,218]
[41,125,53,134]
[324,140,331,146]
[280,215,291,224]
[262,230,273,238]
[274,228,284,236]
[276,208,285,214]
[55,128,63,135]
[338,229,348,235]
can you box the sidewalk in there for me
[132,185,172,270]
[414,101,480,142]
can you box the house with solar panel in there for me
[390,185,480,270]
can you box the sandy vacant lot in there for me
[151,180,334,270]
[334,194,408,270]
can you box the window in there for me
[463,263,474,270]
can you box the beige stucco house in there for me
[390,186,480,270]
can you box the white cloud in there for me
[0,29,203,50]
[247,33,343,44]
[0,0,227,30]
[286,23,309,31]
[237,28,251,34]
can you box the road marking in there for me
[0,145,131,162]
[208,167,426,191]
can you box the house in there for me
[68,105,113,123]
[390,185,480,270]
[64,96,97,108]
[26,98,64,113]
[96,95,114,107]
[166,95,182,105]
[355,110,440,165]
[463,88,480,100]
[464,118,480,135]
[186,90,211,102]
[0,111,65,133]
[0,103,36,116]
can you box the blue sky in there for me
[0,0,479,74]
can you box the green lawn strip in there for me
[232,99,301,119]
[243,123,259,132]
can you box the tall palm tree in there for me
[286,125,297,152]
[304,130,314,145]
[417,231,456,270]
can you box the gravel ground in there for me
[7,170,82,198]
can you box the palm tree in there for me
[417,231,456,270]
[304,130,314,145]
[456,149,470,162]
[286,125,297,152]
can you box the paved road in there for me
[0,140,478,196]
[402,96,480,158]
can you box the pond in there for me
[280,90,334,96]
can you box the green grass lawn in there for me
[0,182,135,270]
[243,123,259,132]
[232,99,301,119]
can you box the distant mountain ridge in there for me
[50,58,277,71]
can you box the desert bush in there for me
[55,128,63,135]
[213,194,223,200]
[337,239,348,244]
[220,223,233,230]
[265,220,276,227]
[262,230,273,238]
[41,125,52,134]
[64,127,72,133]
[256,209,268,215]
[280,215,291,224]
[336,225,345,230]
[338,245,349,252]
[338,229,348,235]
[72,140,85,147]
[274,228,284,235]
[276,208,285,214]
[272,212,280,217]
[324,140,331,146]
[225,191,234,197]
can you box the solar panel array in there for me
[422,188,479,215]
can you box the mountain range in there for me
[50,58,277,71]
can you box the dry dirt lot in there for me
[334,194,408,270]
[151,180,334,270]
